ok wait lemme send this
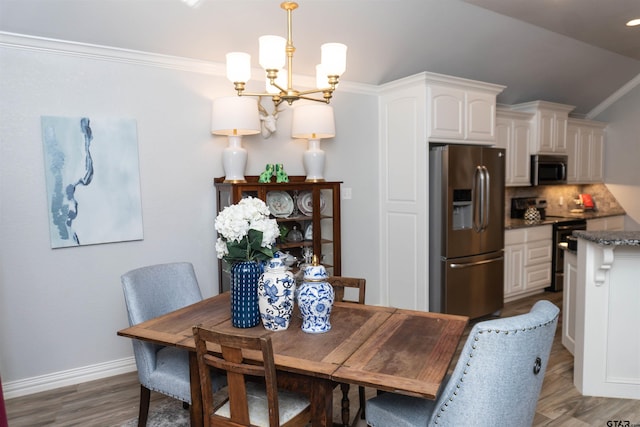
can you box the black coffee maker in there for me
[511,197,547,220]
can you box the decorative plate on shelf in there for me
[297,191,325,216]
[266,191,294,218]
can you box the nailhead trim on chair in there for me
[145,383,190,404]
[432,316,558,424]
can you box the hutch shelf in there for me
[214,176,342,293]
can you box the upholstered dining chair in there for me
[192,326,311,427]
[327,276,367,426]
[121,262,226,427]
[365,300,560,427]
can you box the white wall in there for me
[595,81,640,230]
[0,35,379,395]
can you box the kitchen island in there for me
[572,230,640,399]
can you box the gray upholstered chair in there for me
[366,300,559,427]
[121,262,225,426]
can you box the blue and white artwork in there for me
[41,116,143,248]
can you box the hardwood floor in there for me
[6,291,640,426]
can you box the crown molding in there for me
[0,31,225,75]
[0,31,376,96]
[587,72,640,119]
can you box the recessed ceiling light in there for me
[626,18,640,27]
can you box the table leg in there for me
[340,383,350,426]
[309,377,334,427]
[188,352,204,427]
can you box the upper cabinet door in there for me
[466,91,496,141]
[538,109,555,153]
[590,129,604,182]
[429,85,465,141]
[566,118,606,184]
[428,85,500,144]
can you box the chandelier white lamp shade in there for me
[226,52,252,83]
[292,103,335,182]
[225,1,347,107]
[211,97,261,183]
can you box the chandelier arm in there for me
[268,80,288,94]
[296,87,332,97]
[235,90,278,98]
[297,94,331,104]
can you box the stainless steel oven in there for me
[548,218,586,292]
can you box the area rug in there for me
[120,399,189,427]
[119,386,366,426]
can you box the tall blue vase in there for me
[230,261,262,328]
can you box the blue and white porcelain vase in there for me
[297,256,334,333]
[258,256,296,331]
[230,261,262,328]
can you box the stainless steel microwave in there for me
[531,154,568,185]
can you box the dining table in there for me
[117,292,468,427]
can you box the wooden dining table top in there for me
[118,291,468,401]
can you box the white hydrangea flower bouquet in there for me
[215,197,280,265]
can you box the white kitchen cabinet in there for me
[429,85,464,141]
[466,90,499,141]
[590,128,604,181]
[587,215,624,231]
[574,235,640,399]
[567,118,606,184]
[504,241,525,296]
[377,72,504,310]
[510,100,575,154]
[427,74,504,144]
[562,249,578,355]
[504,225,553,301]
[496,108,533,186]
[566,122,579,182]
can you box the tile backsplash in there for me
[505,183,624,217]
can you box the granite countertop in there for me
[573,230,640,247]
[505,210,626,230]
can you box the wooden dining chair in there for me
[329,276,366,305]
[192,326,311,427]
[327,276,367,426]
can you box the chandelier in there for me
[225,1,347,107]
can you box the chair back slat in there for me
[327,276,366,305]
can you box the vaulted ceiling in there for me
[1,0,639,117]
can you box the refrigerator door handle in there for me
[473,166,484,232]
[482,165,490,231]
[449,256,504,269]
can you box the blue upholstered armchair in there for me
[366,300,559,427]
[121,262,225,426]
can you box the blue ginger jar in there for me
[297,255,334,333]
[257,255,296,331]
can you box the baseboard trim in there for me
[3,357,137,399]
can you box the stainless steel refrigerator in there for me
[429,144,505,319]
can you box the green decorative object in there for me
[258,164,274,183]
[278,224,290,241]
[275,163,289,183]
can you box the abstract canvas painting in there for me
[41,116,144,248]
